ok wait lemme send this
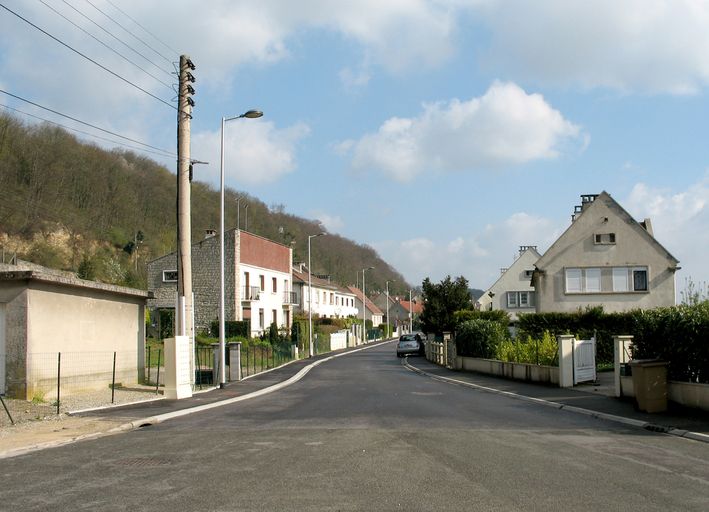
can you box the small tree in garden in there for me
[455,319,507,358]
[420,275,472,335]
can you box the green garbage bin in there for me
[630,359,668,413]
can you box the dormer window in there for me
[594,233,616,245]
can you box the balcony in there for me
[283,291,298,305]
[242,286,260,301]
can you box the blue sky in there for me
[2,1,708,295]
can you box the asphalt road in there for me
[2,342,708,511]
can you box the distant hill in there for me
[0,112,409,294]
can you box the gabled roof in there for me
[347,286,384,315]
[292,268,354,295]
[535,191,679,269]
[480,246,542,297]
[398,299,423,314]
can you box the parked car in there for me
[397,334,423,358]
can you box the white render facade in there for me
[292,268,358,318]
[532,192,679,313]
[477,246,541,321]
[240,263,294,335]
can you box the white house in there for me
[532,192,679,313]
[292,265,358,318]
[477,246,541,321]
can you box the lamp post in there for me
[409,289,413,333]
[361,266,373,343]
[308,232,326,357]
[386,279,395,339]
[219,109,262,389]
[244,204,249,232]
[236,195,242,230]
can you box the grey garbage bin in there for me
[630,359,668,413]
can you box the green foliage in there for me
[455,319,507,358]
[453,309,509,331]
[420,275,472,335]
[210,320,250,339]
[518,304,709,383]
[0,111,408,293]
[496,331,558,366]
[76,253,96,280]
[680,276,709,306]
[268,322,279,343]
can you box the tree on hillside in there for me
[420,275,472,335]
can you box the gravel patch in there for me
[0,386,163,430]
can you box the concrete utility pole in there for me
[176,55,195,339]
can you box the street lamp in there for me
[409,289,413,333]
[244,204,249,232]
[219,109,263,389]
[308,232,326,357]
[386,279,395,339]
[361,266,373,343]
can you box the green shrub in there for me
[496,331,558,366]
[455,319,507,358]
[454,309,510,331]
[210,319,249,338]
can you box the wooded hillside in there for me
[0,112,409,293]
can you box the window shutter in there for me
[566,268,582,293]
[585,268,601,292]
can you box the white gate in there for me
[573,337,596,384]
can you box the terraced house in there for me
[147,229,295,337]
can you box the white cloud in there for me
[479,0,709,94]
[192,121,310,186]
[345,81,584,182]
[311,210,345,233]
[374,211,561,287]
[623,174,709,292]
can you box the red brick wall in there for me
[240,231,290,273]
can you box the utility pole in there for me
[176,55,195,339]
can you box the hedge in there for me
[517,304,709,383]
[456,319,507,358]
[210,319,250,339]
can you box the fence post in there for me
[155,349,162,394]
[56,352,61,415]
[111,351,117,404]
[227,342,242,381]
[614,335,633,398]
[557,335,575,388]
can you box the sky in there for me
[1,0,708,296]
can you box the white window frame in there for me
[507,292,518,308]
[565,268,583,293]
[612,267,629,292]
[162,270,178,283]
[585,268,601,293]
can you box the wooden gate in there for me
[573,337,596,384]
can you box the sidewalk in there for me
[0,342,389,459]
[405,356,709,441]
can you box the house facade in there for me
[292,265,358,318]
[347,286,384,326]
[477,246,541,321]
[532,192,679,313]
[147,229,294,338]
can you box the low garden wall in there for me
[620,375,709,411]
[456,356,559,386]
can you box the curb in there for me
[403,358,709,444]
[0,339,395,459]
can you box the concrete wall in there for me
[0,275,146,399]
[456,356,559,386]
[534,194,677,313]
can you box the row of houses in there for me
[476,192,679,321]
[146,228,385,338]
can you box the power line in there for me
[59,0,174,79]
[0,103,176,159]
[38,0,173,89]
[0,88,175,155]
[0,2,176,111]
[104,0,180,57]
[83,0,174,65]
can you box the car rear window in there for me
[400,335,416,341]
